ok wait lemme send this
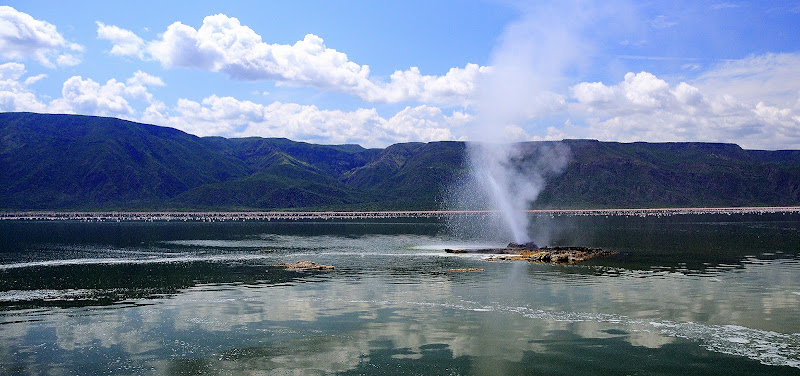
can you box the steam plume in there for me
[456,1,624,243]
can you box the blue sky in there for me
[1,1,799,149]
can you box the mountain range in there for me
[2,112,799,211]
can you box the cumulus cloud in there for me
[0,62,47,112]
[0,6,83,67]
[572,71,671,110]
[142,95,465,148]
[47,71,164,118]
[376,64,488,104]
[0,65,168,119]
[96,22,145,58]
[124,71,165,102]
[0,62,463,147]
[568,68,800,149]
[49,77,133,116]
[126,70,165,87]
[0,62,26,81]
[97,14,487,105]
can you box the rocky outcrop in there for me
[485,246,617,263]
[275,260,334,271]
[446,244,617,264]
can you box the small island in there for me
[446,242,618,264]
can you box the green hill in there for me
[538,140,800,208]
[0,112,248,210]
[2,112,799,211]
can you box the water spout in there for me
[458,141,569,244]
[484,169,530,244]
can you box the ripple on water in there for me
[347,298,800,369]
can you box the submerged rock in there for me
[275,260,334,271]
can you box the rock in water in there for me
[275,260,334,271]
[486,246,618,264]
[444,243,618,264]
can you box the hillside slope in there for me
[0,113,248,209]
[537,140,800,208]
[2,112,800,210]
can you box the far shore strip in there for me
[3,207,800,221]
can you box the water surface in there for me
[1,213,799,375]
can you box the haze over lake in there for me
[1,212,799,374]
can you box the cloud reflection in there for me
[1,223,799,373]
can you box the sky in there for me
[1,0,799,149]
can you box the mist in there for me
[465,142,570,244]
[450,1,629,244]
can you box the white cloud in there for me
[143,95,464,148]
[124,70,165,102]
[0,62,463,147]
[573,72,672,109]
[567,66,800,149]
[48,71,164,118]
[0,62,26,81]
[693,53,800,108]
[571,81,616,105]
[0,62,47,112]
[23,73,47,85]
[376,64,489,104]
[0,69,165,117]
[383,105,465,143]
[0,6,82,67]
[55,53,81,67]
[49,76,135,116]
[126,70,165,87]
[98,14,487,106]
[96,21,145,58]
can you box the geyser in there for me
[451,1,604,243]
[465,141,569,244]
[469,143,532,244]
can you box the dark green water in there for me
[1,213,799,375]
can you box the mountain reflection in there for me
[0,261,308,310]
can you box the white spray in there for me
[461,1,627,243]
[466,141,570,244]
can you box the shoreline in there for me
[2,206,800,221]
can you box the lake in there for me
[1,212,799,375]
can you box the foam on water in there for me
[0,253,273,270]
[410,243,503,251]
[344,298,800,369]
[0,289,97,302]
[162,240,277,248]
[491,305,800,369]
